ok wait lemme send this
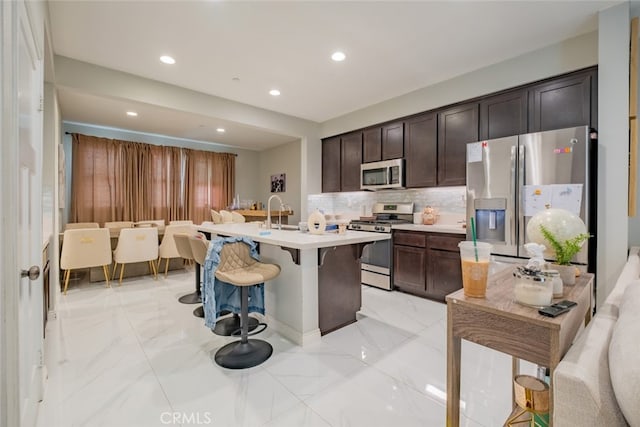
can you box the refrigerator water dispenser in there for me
[474,198,506,243]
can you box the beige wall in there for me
[259,139,302,224]
[597,3,631,308]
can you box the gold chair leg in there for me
[148,260,157,280]
[63,269,71,295]
[112,262,118,278]
[119,264,125,284]
[164,258,169,277]
[103,265,111,288]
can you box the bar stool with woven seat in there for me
[212,240,280,369]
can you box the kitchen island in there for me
[197,223,390,346]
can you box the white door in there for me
[1,0,45,425]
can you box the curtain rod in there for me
[64,132,238,155]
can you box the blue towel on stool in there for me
[202,235,265,329]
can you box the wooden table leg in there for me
[447,304,461,427]
[512,357,520,409]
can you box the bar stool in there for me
[174,233,204,318]
[212,241,280,369]
[188,235,259,336]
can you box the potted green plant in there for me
[539,224,590,285]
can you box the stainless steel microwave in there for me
[360,159,405,190]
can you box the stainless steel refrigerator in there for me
[465,125,596,268]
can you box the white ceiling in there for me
[47,0,619,150]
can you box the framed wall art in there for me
[270,173,286,193]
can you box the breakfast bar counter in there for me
[197,223,390,346]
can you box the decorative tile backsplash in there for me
[308,187,466,220]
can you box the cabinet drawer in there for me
[427,234,463,252]
[394,231,426,248]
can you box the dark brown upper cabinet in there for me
[528,70,595,133]
[340,131,363,192]
[382,122,404,160]
[480,89,528,140]
[320,66,597,193]
[405,113,437,188]
[321,137,341,193]
[437,102,479,186]
[363,127,382,163]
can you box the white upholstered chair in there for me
[169,220,193,225]
[104,221,134,229]
[134,219,165,231]
[65,222,100,230]
[112,227,159,283]
[60,228,112,294]
[158,224,195,276]
[219,210,233,223]
[231,212,246,223]
[210,210,222,224]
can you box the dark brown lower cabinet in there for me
[393,230,464,302]
[318,244,362,335]
[427,248,463,301]
[393,245,426,294]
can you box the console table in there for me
[446,266,593,426]
[233,210,293,224]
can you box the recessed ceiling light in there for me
[269,89,281,96]
[216,128,225,133]
[126,111,138,117]
[331,51,346,62]
[160,55,175,65]
[232,77,240,82]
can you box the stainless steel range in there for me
[348,202,413,290]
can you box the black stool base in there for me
[212,315,259,336]
[179,292,201,304]
[214,339,273,369]
[193,306,204,318]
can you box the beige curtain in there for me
[184,148,235,224]
[70,133,234,225]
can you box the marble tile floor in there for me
[36,269,536,427]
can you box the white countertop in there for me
[392,223,467,235]
[197,223,390,250]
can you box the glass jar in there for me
[513,266,553,307]
[541,269,563,298]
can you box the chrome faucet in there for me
[266,195,284,229]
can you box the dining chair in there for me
[231,212,246,223]
[112,227,159,284]
[210,210,222,224]
[60,228,112,294]
[219,210,233,223]
[135,219,165,231]
[158,224,195,277]
[104,221,134,229]
[64,222,100,230]
[169,220,193,225]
